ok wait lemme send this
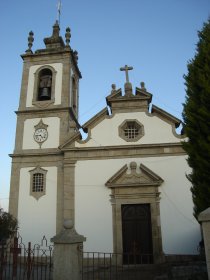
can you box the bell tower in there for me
[15,21,81,152]
[9,21,81,242]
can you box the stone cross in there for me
[120,65,133,83]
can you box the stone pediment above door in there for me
[105,162,163,188]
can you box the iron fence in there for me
[0,236,208,280]
[0,234,53,280]
[82,252,154,280]
[82,252,208,280]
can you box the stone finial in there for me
[64,219,74,230]
[65,27,71,46]
[140,81,146,91]
[26,31,34,53]
[52,20,60,37]
[111,84,116,95]
[130,162,137,173]
[73,50,78,61]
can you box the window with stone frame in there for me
[119,120,144,142]
[29,166,47,200]
[32,173,44,192]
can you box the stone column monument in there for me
[51,219,86,280]
[198,207,210,280]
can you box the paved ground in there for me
[82,262,208,280]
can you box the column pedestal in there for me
[51,220,86,280]
[198,208,210,280]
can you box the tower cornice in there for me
[21,49,82,79]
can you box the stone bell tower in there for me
[9,21,81,242]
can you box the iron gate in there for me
[0,234,53,280]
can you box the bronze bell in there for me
[39,87,51,100]
[38,75,52,101]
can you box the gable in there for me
[72,110,184,149]
[60,83,185,150]
[105,162,163,188]
[151,105,181,128]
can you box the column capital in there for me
[198,207,210,222]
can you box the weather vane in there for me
[57,0,62,25]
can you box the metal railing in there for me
[0,235,53,280]
[1,236,208,280]
[82,252,208,280]
[82,252,153,280]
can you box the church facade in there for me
[9,22,201,262]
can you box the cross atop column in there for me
[120,65,133,83]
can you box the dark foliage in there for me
[182,19,210,219]
[0,208,18,242]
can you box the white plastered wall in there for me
[18,167,57,245]
[75,156,200,254]
[76,112,182,148]
[26,63,63,107]
[22,117,60,149]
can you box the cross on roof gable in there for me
[120,65,133,83]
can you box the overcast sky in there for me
[0,0,209,210]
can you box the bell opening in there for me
[37,69,52,101]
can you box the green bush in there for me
[0,208,18,242]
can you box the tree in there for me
[0,208,18,242]
[182,19,210,219]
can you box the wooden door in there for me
[121,204,153,264]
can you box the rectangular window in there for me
[30,166,47,200]
[33,173,44,192]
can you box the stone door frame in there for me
[106,162,164,263]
